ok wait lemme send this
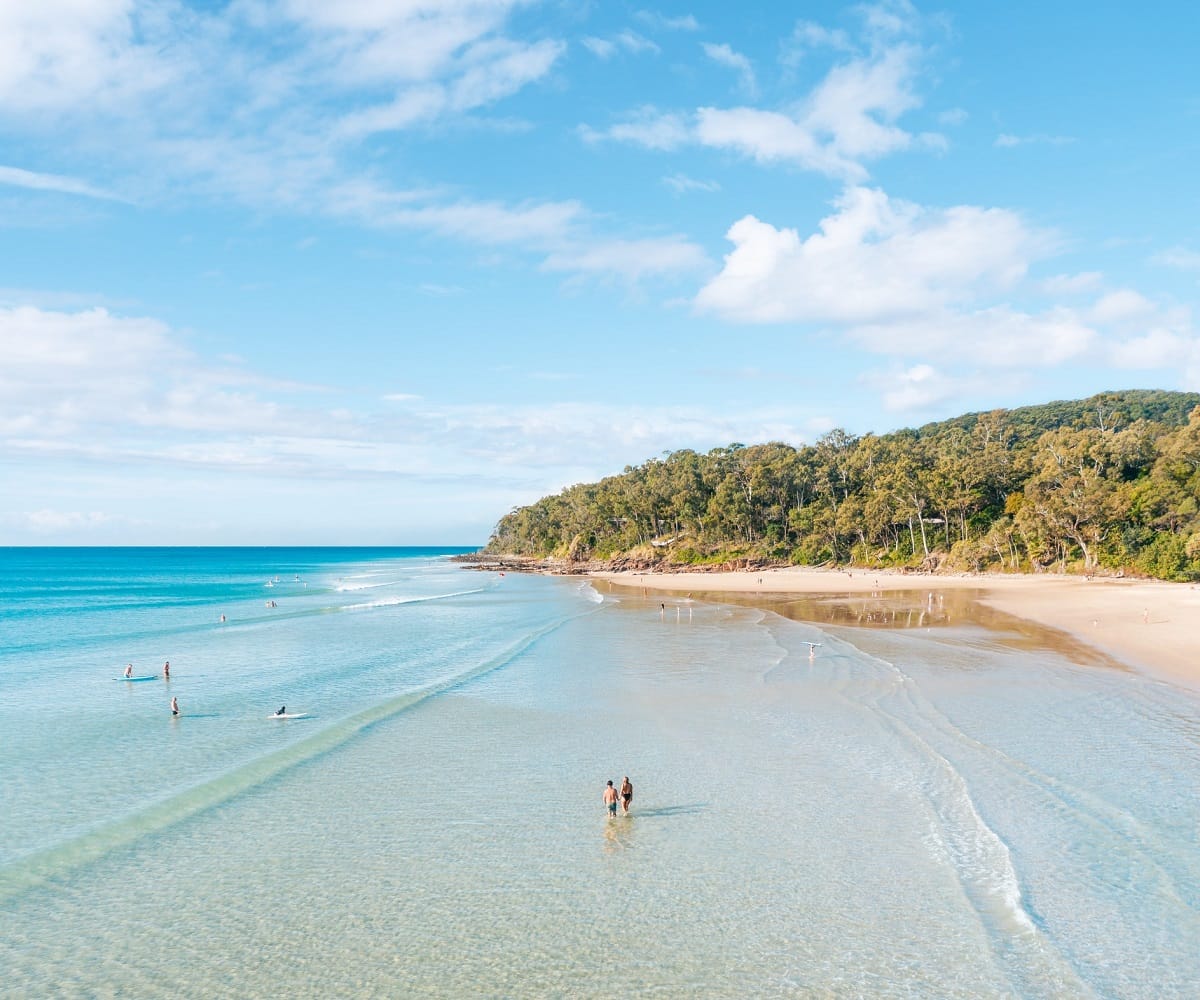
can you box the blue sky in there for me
[1,1,1198,545]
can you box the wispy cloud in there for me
[1040,272,1102,295]
[0,164,125,201]
[1153,247,1200,274]
[995,133,1074,148]
[634,11,700,32]
[585,5,937,181]
[701,42,757,96]
[936,107,968,126]
[0,304,813,485]
[580,108,691,150]
[662,173,720,194]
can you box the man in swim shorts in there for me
[170,696,179,716]
[603,780,619,816]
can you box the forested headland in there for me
[484,390,1200,581]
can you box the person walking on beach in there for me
[620,776,633,814]
[170,696,179,717]
[603,780,619,817]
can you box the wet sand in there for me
[590,568,1200,692]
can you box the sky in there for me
[1,1,1199,545]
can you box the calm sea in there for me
[2,548,1198,997]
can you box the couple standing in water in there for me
[603,777,633,816]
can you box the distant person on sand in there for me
[603,780,619,817]
[170,696,179,717]
[124,663,133,679]
[620,776,633,814]
[163,661,170,680]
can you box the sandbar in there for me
[591,567,1200,693]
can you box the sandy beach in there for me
[592,567,1200,693]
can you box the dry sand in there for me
[590,567,1200,693]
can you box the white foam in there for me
[575,582,605,604]
[343,588,485,611]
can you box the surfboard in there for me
[268,713,309,719]
[116,676,159,682]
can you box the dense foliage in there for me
[486,391,1200,581]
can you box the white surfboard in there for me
[268,712,309,719]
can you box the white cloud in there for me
[0,164,125,201]
[802,43,925,161]
[1107,329,1197,370]
[634,11,700,32]
[615,30,660,55]
[786,20,854,56]
[541,235,710,282]
[336,37,564,138]
[995,133,1074,148]
[662,173,720,194]
[701,42,756,95]
[695,186,1047,325]
[0,303,815,488]
[871,363,960,412]
[582,36,616,59]
[0,0,177,113]
[596,32,934,180]
[936,107,968,126]
[695,107,857,177]
[579,30,660,60]
[1090,289,1156,325]
[1153,247,1200,274]
[1041,271,1102,295]
[851,307,1096,367]
[580,108,691,150]
[21,509,121,534]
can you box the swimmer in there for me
[163,660,170,680]
[170,696,179,717]
[124,663,133,679]
[603,780,619,817]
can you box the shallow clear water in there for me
[2,551,1199,997]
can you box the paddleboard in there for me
[268,713,309,719]
[115,676,159,682]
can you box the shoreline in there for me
[588,566,1200,694]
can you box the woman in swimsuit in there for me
[620,776,633,813]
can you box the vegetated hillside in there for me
[485,390,1200,581]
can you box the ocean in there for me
[1,548,1198,997]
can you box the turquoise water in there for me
[2,550,1199,997]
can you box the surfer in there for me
[170,696,179,717]
[124,663,133,679]
[276,706,286,716]
[620,776,633,814]
[163,661,170,680]
[603,780,619,817]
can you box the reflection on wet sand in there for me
[681,588,1132,673]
